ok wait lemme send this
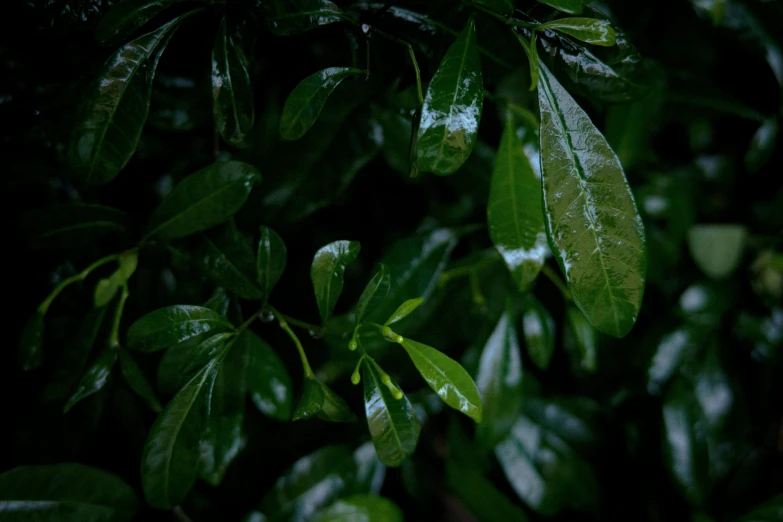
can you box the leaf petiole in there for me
[108,283,130,349]
[271,309,315,379]
[541,264,572,301]
[372,29,424,105]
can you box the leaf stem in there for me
[373,29,424,104]
[266,305,321,334]
[439,253,501,285]
[271,309,315,379]
[108,283,130,349]
[541,264,572,300]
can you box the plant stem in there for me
[439,252,501,284]
[541,264,572,300]
[373,29,424,104]
[271,309,315,379]
[108,284,129,349]
[266,305,321,334]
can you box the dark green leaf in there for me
[157,332,235,394]
[141,355,223,509]
[746,118,778,173]
[257,226,287,303]
[64,347,119,413]
[736,494,783,521]
[353,442,386,495]
[0,463,137,522]
[128,305,234,352]
[647,328,702,395]
[416,17,483,175]
[311,240,361,325]
[475,0,514,15]
[535,0,587,15]
[538,61,646,338]
[19,204,129,250]
[280,67,363,141]
[564,307,597,372]
[95,0,187,45]
[488,118,547,292]
[521,294,555,370]
[311,494,404,522]
[19,312,45,371]
[356,264,391,324]
[94,251,138,308]
[687,224,746,279]
[200,227,264,300]
[399,338,482,422]
[118,348,161,412]
[476,311,523,449]
[293,378,356,423]
[384,297,424,327]
[539,18,616,47]
[362,359,421,467]
[146,161,261,240]
[203,287,232,316]
[212,16,255,147]
[446,459,531,522]
[244,331,293,421]
[261,0,348,36]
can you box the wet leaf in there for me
[356,264,391,324]
[257,226,287,303]
[212,16,255,147]
[244,331,293,421]
[157,333,235,394]
[118,348,162,412]
[261,0,348,36]
[294,378,356,422]
[311,240,361,325]
[539,18,616,47]
[384,297,424,327]
[64,347,119,413]
[521,294,555,370]
[127,305,234,352]
[199,227,264,300]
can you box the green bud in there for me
[351,370,361,385]
[348,339,358,351]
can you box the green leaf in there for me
[18,312,45,371]
[0,463,137,521]
[94,251,138,308]
[356,264,391,324]
[141,355,223,509]
[488,119,548,292]
[537,61,646,338]
[244,331,293,421]
[128,305,234,352]
[311,494,404,522]
[212,16,255,147]
[261,445,356,521]
[475,0,514,15]
[687,224,747,279]
[257,226,287,303]
[118,348,162,412]
[745,118,778,173]
[95,0,187,45]
[362,359,421,467]
[539,18,617,47]
[293,378,356,423]
[19,204,129,250]
[261,0,348,36]
[146,161,261,240]
[647,328,702,395]
[353,442,386,495]
[476,311,523,449]
[199,227,264,300]
[311,240,361,325]
[535,0,588,15]
[446,459,531,522]
[64,347,119,413]
[157,333,235,394]
[203,287,232,316]
[384,297,424,327]
[416,17,483,175]
[280,67,363,140]
[736,494,783,521]
[69,17,182,185]
[564,307,597,373]
[521,294,555,370]
[399,338,482,422]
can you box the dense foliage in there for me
[2,0,782,521]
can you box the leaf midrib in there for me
[367,362,406,461]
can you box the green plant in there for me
[3,0,782,520]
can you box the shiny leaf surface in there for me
[157,333,235,394]
[94,251,138,308]
[356,264,391,324]
[200,227,264,300]
[257,226,287,303]
[64,347,118,413]
[521,294,555,370]
[244,331,293,421]
[95,0,186,45]
[687,224,747,279]
[311,240,361,325]
[294,378,356,423]
[212,17,255,147]
[118,348,161,412]
[261,0,347,36]
[384,297,424,327]
[539,18,616,47]
[127,305,234,352]
[311,494,404,522]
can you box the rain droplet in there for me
[259,309,274,323]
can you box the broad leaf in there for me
[488,119,547,292]
[257,226,287,303]
[356,264,391,324]
[384,297,424,327]
[311,494,404,522]
[244,331,293,421]
[128,305,234,352]
[20,204,129,250]
[311,240,361,325]
[95,0,187,45]
[280,67,363,140]
[18,312,45,371]
[362,359,421,467]
[262,0,348,36]
[416,17,483,175]
[64,347,118,413]
[158,333,235,394]
[146,161,261,240]
[564,307,597,372]
[212,16,255,147]
[399,338,482,422]
[293,378,356,422]
[353,442,386,495]
[521,294,555,370]
[647,327,702,395]
[535,0,588,15]
[537,61,646,338]
[200,227,264,300]
[476,311,523,448]
[118,348,162,412]
[539,18,616,47]
[141,356,223,509]
[0,463,137,522]
[687,224,746,279]
[94,251,138,308]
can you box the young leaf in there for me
[200,227,264,300]
[687,224,746,279]
[212,16,255,147]
[565,307,597,372]
[384,297,424,326]
[146,161,261,241]
[537,61,646,338]
[141,356,223,509]
[118,348,162,413]
[257,226,287,303]
[416,17,483,175]
[488,118,548,292]
[356,264,391,324]
[399,339,482,422]
[69,17,183,185]
[0,463,137,521]
[362,359,421,467]
[18,312,45,371]
[294,378,356,423]
[476,311,523,449]
[311,240,361,325]
[279,67,363,140]
[311,494,404,522]
[521,294,556,370]
[514,31,540,91]
[535,0,587,15]
[95,0,188,45]
[244,331,293,421]
[262,0,348,36]
[538,18,617,47]
[94,251,138,308]
[64,347,119,413]
[20,204,129,250]
[127,305,234,352]
[157,333,236,394]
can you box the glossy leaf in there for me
[96,0,186,45]
[539,18,616,47]
[488,119,548,292]
[20,204,129,250]
[212,17,255,147]
[538,61,646,338]
[118,348,162,412]
[745,118,778,173]
[362,359,421,467]
[399,338,482,422]
[356,264,391,324]
[416,17,483,175]
[94,251,138,308]
[200,227,264,300]
[0,463,137,522]
[535,0,587,15]
[262,0,347,36]
[203,287,232,316]
[127,305,234,352]
[647,328,701,395]
[280,67,363,140]
[18,312,45,371]
[384,297,424,327]
[257,226,287,303]
[69,18,181,185]
[353,442,386,495]
[157,333,235,394]
[64,347,119,413]
[521,294,555,370]
[244,331,293,421]
[311,240,361,325]
[687,224,747,279]
[141,356,223,509]
[293,378,356,423]
[311,494,404,522]
[146,161,261,240]
[565,307,597,373]
[476,311,523,448]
